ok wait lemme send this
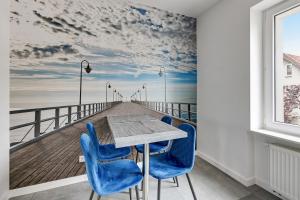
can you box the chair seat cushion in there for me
[98,144,131,161]
[135,143,168,154]
[149,154,191,180]
[97,159,143,196]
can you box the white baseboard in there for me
[255,177,271,192]
[9,175,87,198]
[196,151,255,187]
[255,178,285,199]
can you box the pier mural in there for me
[9,0,197,186]
[10,0,197,108]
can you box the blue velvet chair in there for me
[86,122,131,162]
[135,115,173,158]
[149,123,197,200]
[135,115,178,186]
[80,133,143,200]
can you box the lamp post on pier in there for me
[159,67,167,112]
[134,92,137,101]
[79,60,92,105]
[137,89,142,101]
[113,89,117,102]
[106,82,111,104]
[142,83,147,102]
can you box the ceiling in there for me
[130,0,221,17]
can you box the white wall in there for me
[197,0,262,186]
[0,0,10,199]
[197,0,300,192]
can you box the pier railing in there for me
[10,101,121,149]
[133,101,197,124]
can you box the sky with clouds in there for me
[10,0,197,108]
[283,9,300,55]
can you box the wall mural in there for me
[9,0,197,188]
[10,0,197,108]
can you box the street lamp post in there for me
[113,89,116,102]
[79,60,92,105]
[137,89,141,101]
[159,67,167,112]
[142,84,147,102]
[106,81,111,104]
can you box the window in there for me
[274,4,300,126]
[286,64,292,76]
[264,0,300,135]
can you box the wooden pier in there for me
[10,102,194,189]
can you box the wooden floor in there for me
[10,102,187,189]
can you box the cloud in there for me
[10,0,197,103]
[11,44,78,59]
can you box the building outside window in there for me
[274,4,300,127]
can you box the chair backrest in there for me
[86,122,101,155]
[80,133,103,194]
[161,115,172,125]
[156,115,173,146]
[168,123,196,170]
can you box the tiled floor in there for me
[10,157,280,200]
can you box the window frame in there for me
[263,0,300,136]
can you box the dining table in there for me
[107,114,187,200]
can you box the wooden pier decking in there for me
[10,102,189,189]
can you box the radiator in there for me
[270,144,300,200]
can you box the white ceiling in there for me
[130,0,221,17]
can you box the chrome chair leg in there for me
[135,152,139,162]
[129,188,132,200]
[175,176,179,187]
[186,173,197,200]
[139,180,144,191]
[140,160,144,191]
[135,185,140,200]
[157,179,161,200]
[89,190,94,200]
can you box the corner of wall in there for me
[0,0,10,199]
[0,192,9,200]
[196,151,255,187]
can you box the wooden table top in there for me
[107,114,187,148]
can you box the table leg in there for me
[143,144,149,200]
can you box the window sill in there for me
[250,129,300,144]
